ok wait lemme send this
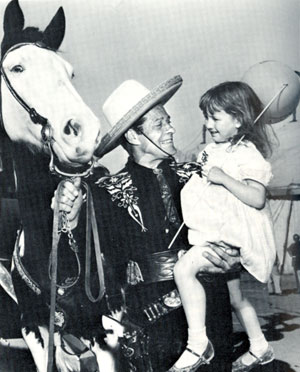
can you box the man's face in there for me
[137,105,177,159]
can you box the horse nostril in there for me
[64,119,81,137]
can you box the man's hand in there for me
[201,241,241,274]
[51,177,83,229]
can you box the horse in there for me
[0,1,117,371]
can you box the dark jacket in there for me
[90,157,232,371]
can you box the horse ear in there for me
[42,7,65,51]
[3,0,25,35]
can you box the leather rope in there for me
[47,181,62,372]
[47,180,106,371]
[83,181,106,302]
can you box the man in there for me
[288,233,300,293]
[267,255,282,295]
[59,76,240,371]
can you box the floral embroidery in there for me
[170,160,204,184]
[54,310,65,329]
[199,150,208,165]
[96,172,147,232]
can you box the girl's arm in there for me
[207,166,266,209]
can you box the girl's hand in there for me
[207,166,227,185]
[51,177,83,228]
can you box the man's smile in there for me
[161,136,174,144]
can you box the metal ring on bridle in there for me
[41,124,53,144]
[48,145,95,178]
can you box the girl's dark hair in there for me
[199,81,273,158]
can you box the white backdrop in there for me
[1,0,298,175]
[0,0,299,270]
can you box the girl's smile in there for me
[205,110,240,143]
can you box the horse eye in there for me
[11,65,24,73]
[71,72,75,79]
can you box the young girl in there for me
[169,81,276,372]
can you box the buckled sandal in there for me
[232,345,275,372]
[168,340,214,372]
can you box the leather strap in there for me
[128,249,181,285]
[47,181,63,372]
[1,43,49,127]
[60,333,89,356]
[46,180,106,371]
[83,181,106,303]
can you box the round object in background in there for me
[242,60,300,123]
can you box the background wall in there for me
[1,0,298,173]
[0,0,299,270]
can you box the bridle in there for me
[0,42,94,178]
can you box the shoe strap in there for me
[186,347,202,359]
[248,349,263,363]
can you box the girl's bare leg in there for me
[228,277,269,365]
[172,245,216,368]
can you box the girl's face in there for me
[205,109,241,143]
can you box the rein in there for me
[82,181,106,302]
[47,180,106,372]
[47,181,61,372]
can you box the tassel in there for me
[126,260,144,286]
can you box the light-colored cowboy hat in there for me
[95,75,183,158]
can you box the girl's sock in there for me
[241,335,269,365]
[249,334,269,356]
[174,327,208,368]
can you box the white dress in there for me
[181,141,276,283]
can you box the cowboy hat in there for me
[95,75,183,158]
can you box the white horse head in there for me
[0,0,101,171]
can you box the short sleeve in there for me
[237,143,273,186]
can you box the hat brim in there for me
[95,75,183,158]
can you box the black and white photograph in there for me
[0,0,299,371]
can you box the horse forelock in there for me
[1,27,48,58]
